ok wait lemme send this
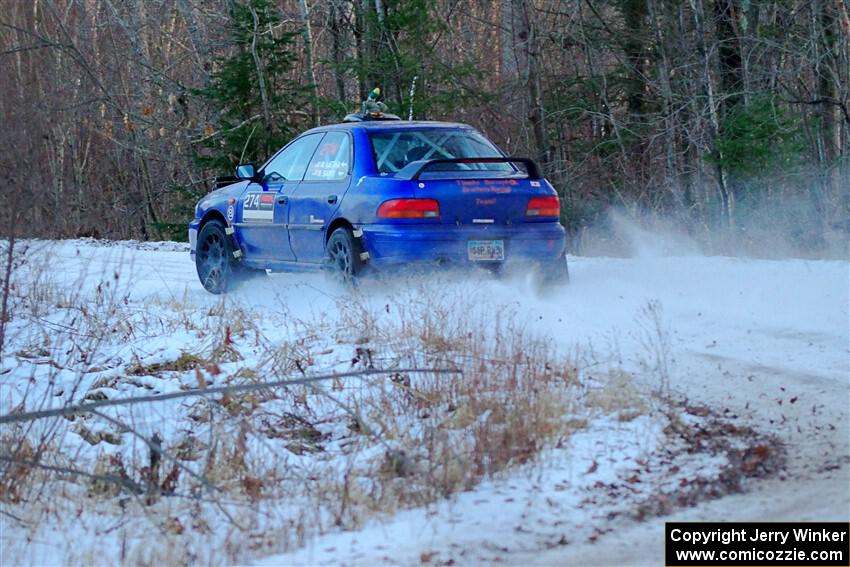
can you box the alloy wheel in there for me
[199,232,227,291]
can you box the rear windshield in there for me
[369,129,513,174]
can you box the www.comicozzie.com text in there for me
[670,527,848,547]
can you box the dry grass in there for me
[0,273,657,566]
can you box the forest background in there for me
[1,0,847,255]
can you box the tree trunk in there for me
[835,0,850,221]
[175,0,210,84]
[620,0,648,115]
[714,0,744,109]
[353,0,367,100]
[517,0,550,168]
[817,0,841,162]
[500,0,518,85]
[329,0,347,105]
[690,0,733,226]
[299,0,321,127]
[248,5,271,129]
[648,0,683,208]
[813,0,843,230]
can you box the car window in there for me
[369,129,511,174]
[304,132,351,181]
[263,133,323,182]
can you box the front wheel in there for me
[326,227,364,284]
[195,220,239,294]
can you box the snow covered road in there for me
[3,238,848,565]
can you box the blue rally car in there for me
[189,117,568,293]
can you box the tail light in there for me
[526,195,560,217]
[377,198,440,219]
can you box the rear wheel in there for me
[540,255,570,287]
[196,220,240,294]
[326,227,364,283]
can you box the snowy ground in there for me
[0,233,847,566]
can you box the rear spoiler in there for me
[396,157,542,181]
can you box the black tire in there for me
[540,255,570,287]
[195,220,240,294]
[326,227,364,283]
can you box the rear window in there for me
[369,129,512,174]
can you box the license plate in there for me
[467,239,504,262]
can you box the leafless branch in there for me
[0,368,462,425]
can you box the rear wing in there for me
[396,157,542,181]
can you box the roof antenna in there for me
[408,75,418,120]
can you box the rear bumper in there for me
[360,222,566,267]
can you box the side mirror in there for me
[235,164,256,180]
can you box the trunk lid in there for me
[413,176,550,226]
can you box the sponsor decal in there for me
[242,192,274,223]
[317,142,341,157]
[308,159,348,179]
[530,181,541,187]
[309,141,348,179]
[226,204,234,222]
[456,179,516,194]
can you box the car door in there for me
[288,131,353,263]
[237,133,323,262]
